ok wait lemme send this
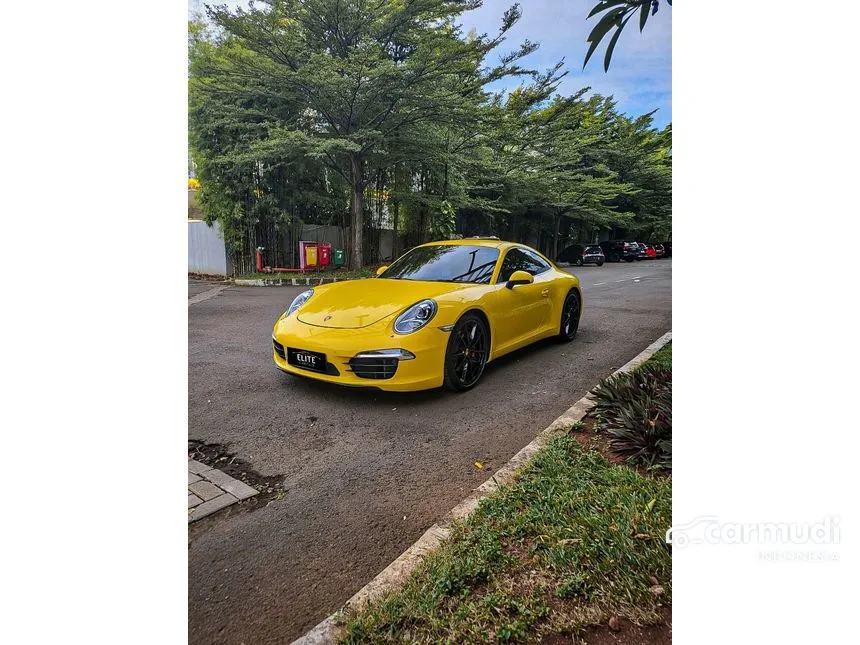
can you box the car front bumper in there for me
[272,315,448,392]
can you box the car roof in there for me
[418,238,513,250]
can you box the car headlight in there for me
[285,289,313,318]
[394,299,437,334]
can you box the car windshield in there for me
[380,244,499,284]
[585,246,602,253]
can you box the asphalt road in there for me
[188,259,672,644]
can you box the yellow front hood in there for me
[296,278,470,329]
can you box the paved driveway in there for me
[188,259,672,644]
[188,278,226,298]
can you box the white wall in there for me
[188,220,229,275]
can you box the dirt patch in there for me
[498,537,669,645]
[542,607,671,644]
[568,414,629,467]
[188,440,288,535]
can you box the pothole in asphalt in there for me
[188,440,288,532]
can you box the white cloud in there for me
[461,0,672,127]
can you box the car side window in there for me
[523,249,551,273]
[498,248,549,283]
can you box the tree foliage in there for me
[189,1,672,272]
[584,0,671,72]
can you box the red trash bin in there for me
[318,242,332,267]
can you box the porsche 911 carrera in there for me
[272,239,582,392]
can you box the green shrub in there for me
[595,365,672,469]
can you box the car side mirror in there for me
[505,270,534,289]
[376,265,389,277]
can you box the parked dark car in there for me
[654,244,665,258]
[599,240,640,262]
[558,244,604,266]
[632,242,648,261]
[659,242,671,258]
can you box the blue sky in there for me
[191,1,671,129]
[460,1,672,129]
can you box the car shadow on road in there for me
[277,369,445,405]
[275,334,572,406]
[483,336,561,372]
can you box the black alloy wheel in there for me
[558,289,581,342]
[443,313,490,392]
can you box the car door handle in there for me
[541,289,550,297]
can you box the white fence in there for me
[188,219,230,276]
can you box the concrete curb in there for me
[234,276,364,287]
[291,330,672,645]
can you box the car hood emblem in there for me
[323,315,332,321]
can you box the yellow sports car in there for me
[272,239,582,392]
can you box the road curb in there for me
[291,330,672,645]
[234,277,363,286]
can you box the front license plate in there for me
[287,347,327,373]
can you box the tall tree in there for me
[189,18,350,272]
[204,0,543,268]
[515,92,639,257]
[602,113,672,241]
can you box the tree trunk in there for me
[349,154,364,269]
[392,198,399,259]
[553,214,560,261]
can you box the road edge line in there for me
[188,285,228,306]
[291,330,672,644]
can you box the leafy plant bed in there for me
[341,437,671,643]
[188,440,288,533]
[188,272,231,282]
[569,416,644,473]
[577,343,672,473]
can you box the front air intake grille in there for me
[272,338,286,360]
[349,357,398,380]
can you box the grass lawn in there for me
[640,343,671,372]
[342,344,672,643]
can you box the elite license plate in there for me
[287,347,327,373]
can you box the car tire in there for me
[575,258,583,266]
[558,289,581,342]
[597,261,604,267]
[443,312,490,392]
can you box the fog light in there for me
[353,349,416,361]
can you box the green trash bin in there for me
[333,248,346,268]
